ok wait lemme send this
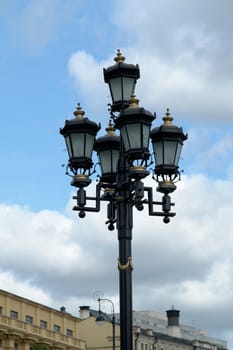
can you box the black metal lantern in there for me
[95,313,105,325]
[60,103,100,187]
[150,109,187,184]
[94,120,120,185]
[115,95,155,178]
[104,50,140,112]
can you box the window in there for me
[10,310,18,319]
[66,329,73,336]
[25,315,33,324]
[0,307,3,315]
[53,324,61,333]
[40,320,47,328]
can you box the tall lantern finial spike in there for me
[163,108,174,126]
[73,103,85,119]
[114,49,125,63]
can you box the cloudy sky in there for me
[1,0,233,348]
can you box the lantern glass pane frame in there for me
[98,148,120,176]
[109,76,136,104]
[66,133,95,159]
[153,140,182,167]
[121,123,150,152]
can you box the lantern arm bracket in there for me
[72,182,101,217]
[105,197,117,231]
[143,186,176,223]
[130,179,145,211]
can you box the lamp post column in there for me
[117,184,133,350]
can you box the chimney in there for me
[79,306,90,319]
[146,329,153,336]
[166,306,181,338]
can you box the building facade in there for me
[125,309,228,350]
[78,306,228,350]
[0,289,86,350]
[0,289,228,350]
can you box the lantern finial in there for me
[73,103,85,120]
[114,49,125,63]
[105,119,116,136]
[129,93,139,108]
[163,108,174,126]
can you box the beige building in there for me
[78,307,120,350]
[0,289,86,350]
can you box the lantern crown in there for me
[94,120,120,185]
[150,109,188,181]
[103,50,140,112]
[60,103,100,187]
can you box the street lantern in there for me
[115,94,155,179]
[94,120,120,185]
[96,298,116,350]
[104,49,140,112]
[150,108,187,187]
[60,103,100,187]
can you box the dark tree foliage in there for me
[31,344,47,350]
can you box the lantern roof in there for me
[115,94,155,127]
[94,120,120,151]
[60,103,100,136]
[103,49,140,81]
[150,108,187,142]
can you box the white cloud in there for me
[0,271,52,306]
[67,0,233,122]
[0,173,233,332]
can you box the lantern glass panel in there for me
[164,140,179,165]
[122,77,135,101]
[121,123,143,151]
[110,77,122,102]
[142,124,150,148]
[153,141,163,165]
[99,149,119,175]
[65,136,72,158]
[110,77,135,103]
[85,133,95,158]
[111,149,120,172]
[174,142,182,166]
[70,133,84,157]
[70,133,95,159]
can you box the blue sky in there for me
[1,0,232,211]
[0,0,233,348]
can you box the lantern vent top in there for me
[73,103,85,120]
[128,93,139,108]
[105,120,116,136]
[114,49,125,63]
[163,108,174,126]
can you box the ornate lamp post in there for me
[60,50,187,350]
